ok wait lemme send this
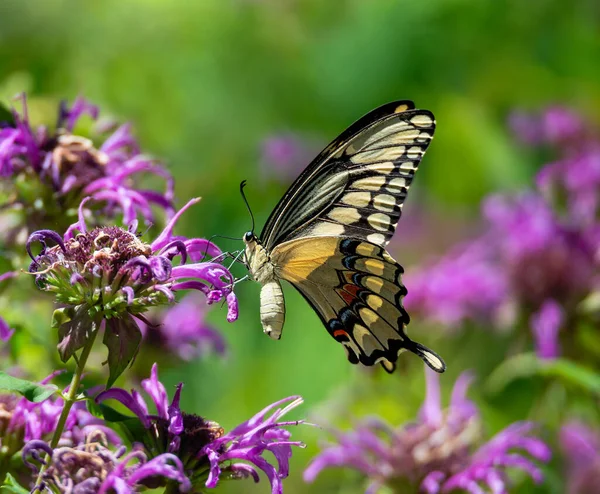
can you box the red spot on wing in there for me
[336,283,361,305]
[333,329,348,339]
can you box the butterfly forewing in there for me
[260,101,435,249]
[272,236,445,373]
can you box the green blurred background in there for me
[1,0,599,492]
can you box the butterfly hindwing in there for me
[261,101,436,249]
[272,236,445,373]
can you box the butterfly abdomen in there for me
[260,279,285,340]
[244,236,287,340]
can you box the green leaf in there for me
[2,473,30,494]
[86,396,134,422]
[85,398,146,445]
[54,306,98,363]
[0,371,58,402]
[0,103,15,127]
[486,353,600,396]
[103,314,142,388]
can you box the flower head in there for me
[27,198,237,383]
[0,94,174,245]
[405,238,509,329]
[96,364,305,493]
[305,369,551,493]
[509,106,585,146]
[0,373,105,459]
[23,430,190,493]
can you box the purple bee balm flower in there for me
[407,190,595,339]
[509,106,584,147]
[530,299,563,360]
[140,292,227,361]
[405,238,511,329]
[305,369,551,493]
[23,430,191,493]
[26,198,237,384]
[560,421,600,494]
[96,364,306,493]
[483,193,595,309]
[0,373,106,459]
[0,94,174,244]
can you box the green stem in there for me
[34,328,99,488]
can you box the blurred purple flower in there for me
[97,364,305,493]
[530,300,563,360]
[0,316,14,342]
[0,94,174,243]
[538,144,600,226]
[560,421,600,494]
[483,193,594,309]
[405,239,510,329]
[509,106,584,146]
[0,374,104,459]
[407,192,595,344]
[261,133,321,181]
[141,293,227,361]
[23,430,191,493]
[305,369,550,493]
[26,198,237,381]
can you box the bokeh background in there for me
[2,0,600,492]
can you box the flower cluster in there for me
[405,106,600,360]
[96,364,305,493]
[26,198,237,383]
[0,95,174,246]
[0,373,106,462]
[305,369,551,493]
[24,431,190,493]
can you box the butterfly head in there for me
[243,231,256,244]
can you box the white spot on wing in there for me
[342,192,371,208]
[328,207,361,224]
[373,194,396,212]
[367,233,386,245]
[410,114,434,127]
[368,213,391,231]
[353,176,386,191]
[310,222,345,237]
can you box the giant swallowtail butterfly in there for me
[243,101,445,373]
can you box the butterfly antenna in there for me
[203,234,243,261]
[240,180,255,234]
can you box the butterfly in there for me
[243,101,445,373]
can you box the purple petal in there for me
[420,367,442,427]
[122,286,134,305]
[0,316,15,342]
[149,256,173,282]
[152,197,201,251]
[26,229,66,261]
[168,383,183,435]
[126,453,191,492]
[141,363,168,419]
[64,197,91,240]
[226,291,239,322]
[421,471,446,494]
[530,300,562,360]
[184,238,222,261]
[95,389,151,428]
